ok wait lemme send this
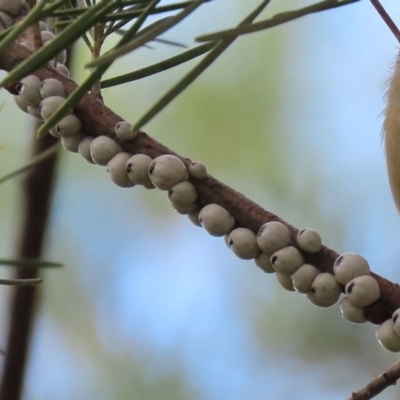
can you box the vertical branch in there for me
[0,128,59,400]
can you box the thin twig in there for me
[0,142,59,186]
[196,0,360,42]
[0,128,59,400]
[370,0,400,43]
[349,360,400,400]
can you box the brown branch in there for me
[350,360,400,400]
[0,39,398,326]
[0,128,59,400]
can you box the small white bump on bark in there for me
[171,201,197,215]
[339,297,366,324]
[0,11,13,28]
[126,154,154,187]
[296,228,322,253]
[61,134,85,153]
[17,75,42,106]
[227,228,261,260]
[187,212,201,227]
[90,136,122,166]
[257,221,291,254]
[309,273,341,308]
[189,161,207,180]
[270,246,303,275]
[54,114,81,137]
[198,204,234,237]
[276,272,295,291]
[254,253,275,274]
[107,152,135,188]
[115,121,137,141]
[27,105,43,120]
[168,181,197,206]
[333,252,370,286]
[40,78,66,99]
[39,96,71,120]
[291,264,320,293]
[148,155,189,191]
[376,319,400,352]
[0,0,24,16]
[345,275,380,308]
[78,137,95,164]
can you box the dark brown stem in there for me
[0,38,398,328]
[349,360,400,399]
[0,130,58,400]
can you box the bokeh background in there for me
[1,0,400,398]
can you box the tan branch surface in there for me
[1,40,399,325]
[350,360,400,399]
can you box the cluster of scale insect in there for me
[6,0,399,354]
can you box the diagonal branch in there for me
[196,0,361,43]
[0,38,398,325]
[0,128,59,400]
[349,360,400,400]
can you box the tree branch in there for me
[0,35,398,328]
[0,128,59,400]
[350,360,400,400]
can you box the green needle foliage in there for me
[0,278,43,286]
[0,144,59,186]
[0,0,360,138]
[0,0,122,89]
[0,259,62,268]
[196,0,360,42]
[36,0,207,137]
[100,41,215,88]
[132,0,272,130]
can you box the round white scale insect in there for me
[308,273,341,308]
[339,297,367,324]
[54,114,81,137]
[296,228,322,253]
[291,263,320,294]
[270,246,303,275]
[187,212,201,227]
[392,308,400,337]
[16,75,42,106]
[78,137,95,164]
[126,154,154,188]
[189,161,208,180]
[376,319,400,352]
[107,152,135,188]
[148,155,189,191]
[168,181,198,206]
[257,221,291,255]
[198,204,234,237]
[40,78,66,99]
[254,253,275,274]
[276,272,295,292]
[115,121,137,141]
[90,136,122,166]
[13,95,28,113]
[0,11,12,28]
[0,0,24,16]
[345,275,380,308]
[61,134,85,153]
[227,228,261,260]
[39,96,71,120]
[333,252,370,286]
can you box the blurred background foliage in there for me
[1,0,400,398]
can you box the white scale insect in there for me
[372,0,400,212]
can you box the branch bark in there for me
[0,38,398,330]
[0,129,58,400]
[350,360,400,399]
